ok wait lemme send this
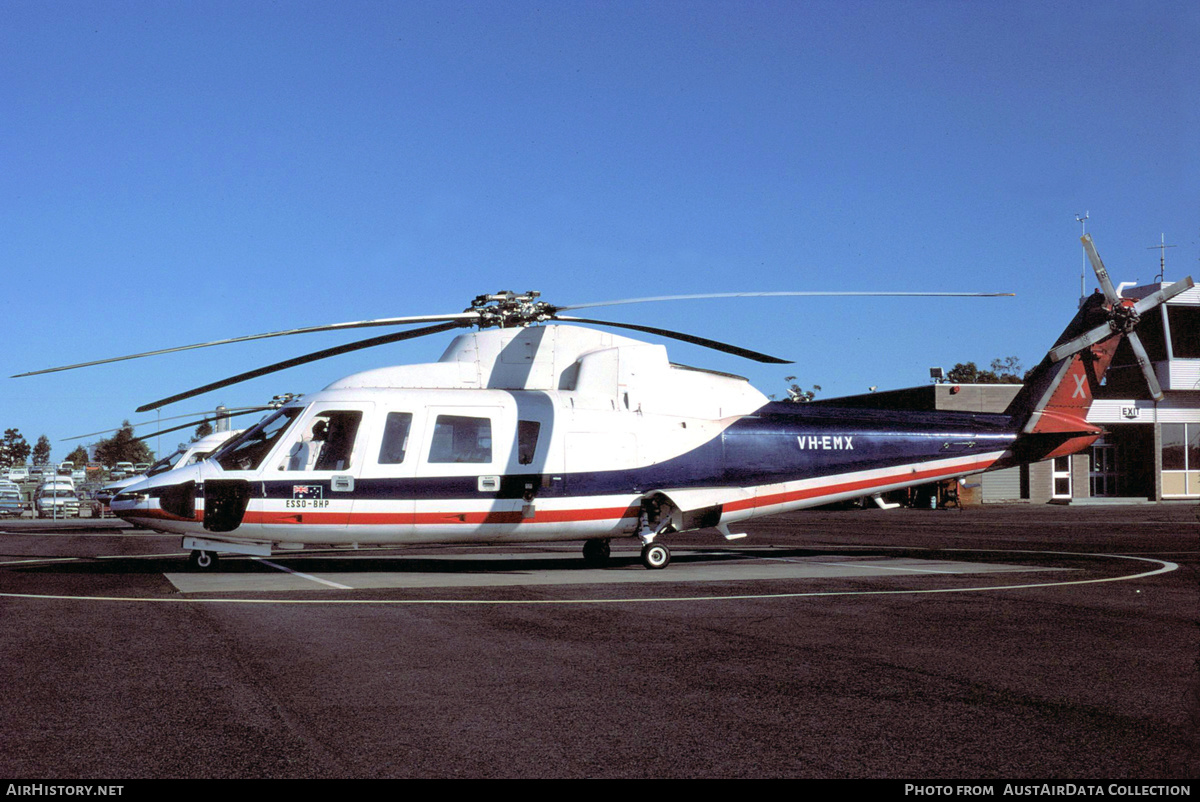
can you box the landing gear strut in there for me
[188,549,219,571]
[636,495,675,570]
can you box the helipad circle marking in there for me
[0,550,1178,605]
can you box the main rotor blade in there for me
[557,291,1014,312]
[554,315,793,364]
[13,312,480,378]
[1081,234,1120,306]
[136,320,469,412]
[132,408,275,442]
[62,405,273,441]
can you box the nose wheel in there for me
[640,542,671,570]
[188,549,219,571]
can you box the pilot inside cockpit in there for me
[285,419,327,471]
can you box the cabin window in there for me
[517,420,540,465]
[378,412,413,465]
[281,411,363,471]
[429,415,492,463]
[215,408,301,471]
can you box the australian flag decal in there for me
[292,485,323,499]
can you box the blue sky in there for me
[3,0,1197,461]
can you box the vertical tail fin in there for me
[1005,292,1114,435]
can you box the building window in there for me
[1168,307,1200,359]
[1161,423,1200,497]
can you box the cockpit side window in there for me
[314,411,361,471]
[378,412,413,465]
[281,410,363,471]
[429,415,492,463]
[214,409,301,471]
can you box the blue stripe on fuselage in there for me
[233,402,1020,501]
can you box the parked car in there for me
[35,480,79,518]
[0,488,23,517]
[6,466,28,482]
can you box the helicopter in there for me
[16,235,1192,570]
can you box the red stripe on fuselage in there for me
[725,454,1001,513]
[124,454,1001,531]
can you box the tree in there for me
[93,422,154,467]
[0,429,31,467]
[32,435,51,466]
[65,445,90,466]
[192,420,214,441]
[945,357,1024,385]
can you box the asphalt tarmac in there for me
[1,505,1197,779]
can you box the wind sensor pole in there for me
[1075,212,1089,307]
[1147,233,1176,284]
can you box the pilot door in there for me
[263,402,374,536]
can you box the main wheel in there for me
[582,538,611,566]
[188,549,219,571]
[640,542,671,570]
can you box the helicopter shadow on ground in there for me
[0,545,806,577]
[0,543,1083,578]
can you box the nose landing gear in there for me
[188,549,219,571]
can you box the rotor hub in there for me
[1107,299,1140,334]
[467,290,556,328]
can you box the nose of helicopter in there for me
[110,465,203,527]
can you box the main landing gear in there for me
[582,537,671,569]
[635,502,674,570]
[640,542,671,570]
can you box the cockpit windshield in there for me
[211,408,302,471]
[146,448,187,477]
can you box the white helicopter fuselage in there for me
[112,323,1023,558]
[112,326,774,546]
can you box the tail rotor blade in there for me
[1133,276,1195,316]
[1049,324,1116,363]
[1126,331,1164,401]
[1082,234,1121,305]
